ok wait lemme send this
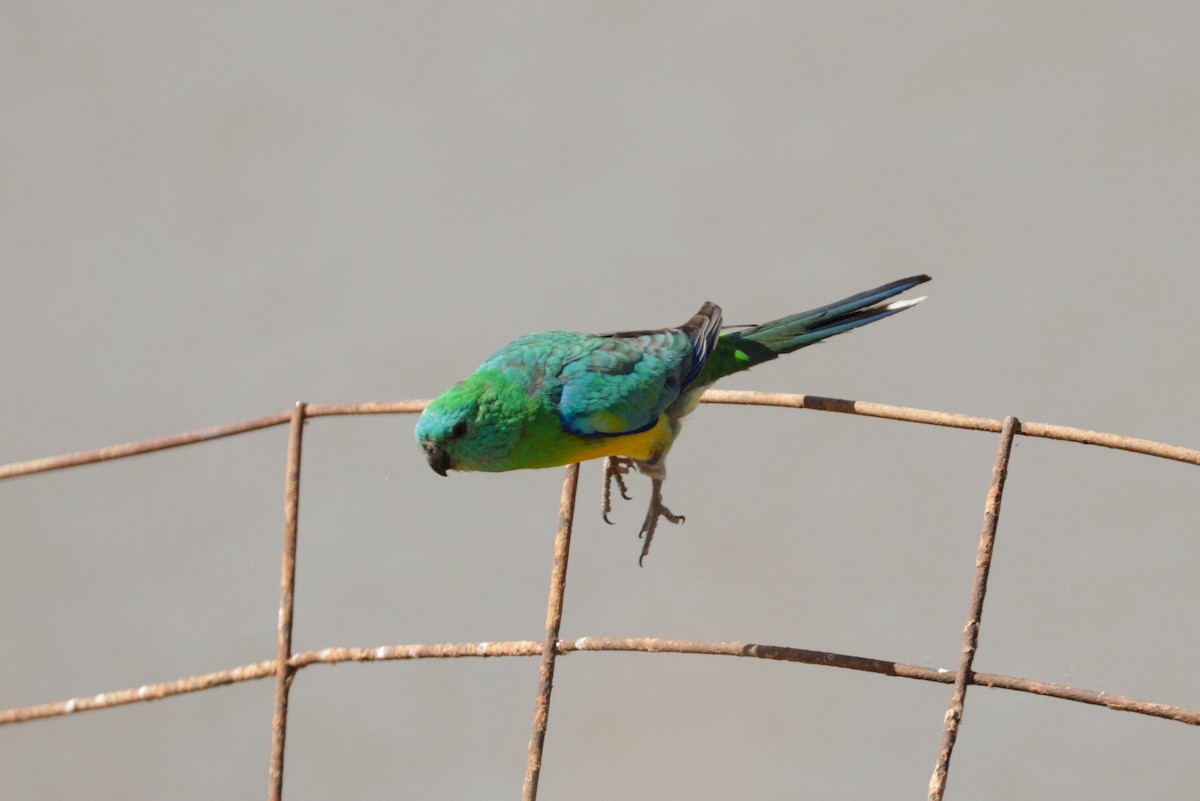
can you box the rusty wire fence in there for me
[2,389,1197,800]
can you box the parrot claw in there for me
[601,459,683,564]
[601,457,635,524]
[638,478,684,566]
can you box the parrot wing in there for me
[559,302,722,436]
[557,333,688,435]
[477,304,721,438]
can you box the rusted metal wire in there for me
[307,401,431,417]
[522,463,580,801]
[0,661,279,724]
[268,403,307,801]
[929,416,1018,801]
[5,636,1196,728]
[0,401,429,482]
[700,390,1200,465]
[0,411,293,480]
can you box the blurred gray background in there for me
[3,3,1198,799]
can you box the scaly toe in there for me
[636,490,686,565]
[602,457,635,524]
[660,506,685,525]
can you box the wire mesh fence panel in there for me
[2,390,1197,801]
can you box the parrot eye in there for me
[449,420,469,440]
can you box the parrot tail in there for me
[695,274,930,384]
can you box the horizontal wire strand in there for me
[2,392,1196,482]
[3,637,1196,728]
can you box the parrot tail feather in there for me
[696,274,930,383]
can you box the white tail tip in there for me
[885,296,926,311]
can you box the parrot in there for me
[416,274,930,564]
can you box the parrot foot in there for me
[602,457,635,524]
[638,478,685,566]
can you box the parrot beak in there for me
[423,442,452,476]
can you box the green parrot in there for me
[416,275,930,563]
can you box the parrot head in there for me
[414,372,525,474]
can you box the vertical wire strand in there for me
[522,463,580,801]
[929,416,1019,800]
[269,402,307,801]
